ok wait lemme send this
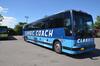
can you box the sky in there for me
[0,0,100,28]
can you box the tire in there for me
[54,41,62,54]
[24,36,28,41]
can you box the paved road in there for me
[0,36,100,66]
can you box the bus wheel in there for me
[54,41,62,54]
[24,36,27,41]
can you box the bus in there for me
[23,10,95,54]
[0,26,9,39]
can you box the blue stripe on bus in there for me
[26,35,75,48]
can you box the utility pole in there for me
[25,16,29,23]
[0,14,4,26]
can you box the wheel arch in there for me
[53,39,62,50]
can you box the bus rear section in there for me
[0,26,9,39]
[23,10,95,54]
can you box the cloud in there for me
[0,6,8,13]
[0,6,17,28]
[1,16,17,28]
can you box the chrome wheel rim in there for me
[55,43,61,53]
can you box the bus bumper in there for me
[62,45,96,54]
[0,34,8,38]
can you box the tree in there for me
[94,16,100,29]
[8,28,16,35]
[14,22,27,35]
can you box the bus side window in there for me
[33,22,45,30]
[34,23,41,29]
[41,22,45,29]
[28,25,34,30]
[47,17,64,28]
[24,25,30,30]
[64,18,72,36]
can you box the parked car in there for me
[94,29,100,37]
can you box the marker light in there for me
[80,48,85,51]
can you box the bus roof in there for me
[29,10,91,25]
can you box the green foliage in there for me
[8,28,16,35]
[14,22,27,35]
[94,16,100,29]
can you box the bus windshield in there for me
[73,11,93,38]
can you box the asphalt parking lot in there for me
[0,36,100,66]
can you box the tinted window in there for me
[24,24,33,30]
[33,22,45,29]
[63,12,72,36]
[24,11,72,32]
[47,17,64,28]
